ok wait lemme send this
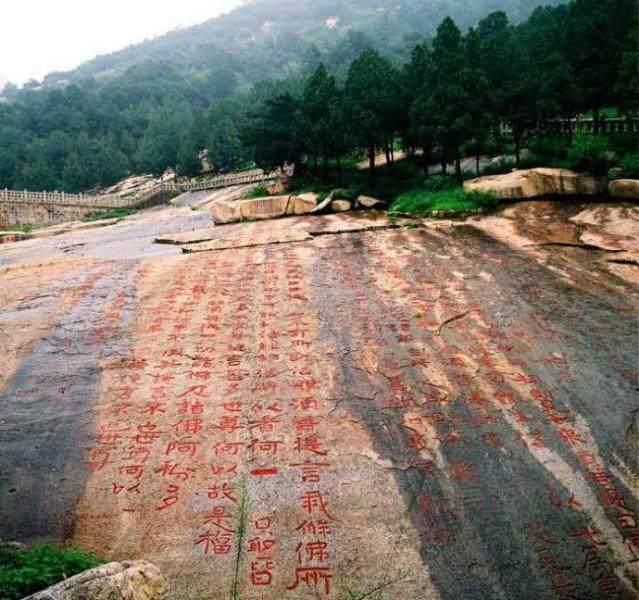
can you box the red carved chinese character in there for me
[202,506,235,532]
[300,491,337,521]
[208,483,237,503]
[286,567,332,594]
[195,530,232,555]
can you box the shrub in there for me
[420,174,458,192]
[0,544,104,600]
[567,134,614,175]
[242,184,271,199]
[609,132,639,156]
[330,187,360,201]
[528,135,569,163]
[619,152,639,179]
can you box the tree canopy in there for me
[0,0,635,191]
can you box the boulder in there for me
[609,179,639,200]
[464,168,605,200]
[331,199,352,213]
[297,192,319,204]
[25,561,167,600]
[211,200,241,224]
[266,181,286,195]
[239,195,290,220]
[291,193,318,215]
[356,195,385,209]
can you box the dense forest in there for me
[0,0,635,192]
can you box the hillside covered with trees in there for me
[0,0,635,193]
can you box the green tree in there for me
[428,17,473,178]
[405,43,435,174]
[300,63,342,178]
[344,49,401,176]
[464,27,494,174]
[243,93,301,169]
[566,0,637,131]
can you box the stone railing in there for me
[500,117,639,137]
[0,188,133,208]
[0,169,281,210]
[0,168,282,228]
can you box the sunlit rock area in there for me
[1,184,637,598]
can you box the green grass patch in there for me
[2,224,35,233]
[242,184,272,199]
[0,544,105,599]
[82,207,138,222]
[390,186,498,217]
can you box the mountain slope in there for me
[41,0,563,89]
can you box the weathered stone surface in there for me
[296,192,319,205]
[356,195,385,209]
[330,199,352,212]
[181,228,312,253]
[1,192,638,600]
[211,199,242,224]
[25,561,167,600]
[464,168,605,199]
[239,195,291,220]
[291,193,318,215]
[155,227,218,245]
[211,194,316,224]
[609,178,639,199]
[0,231,30,244]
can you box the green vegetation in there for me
[82,207,138,222]
[0,0,635,195]
[619,153,639,179]
[242,185,272,199]
[566,134,614,175]
[2,224,34,233]
[244,0,636,189]
[0,544,104,600]
[390,187,498,217]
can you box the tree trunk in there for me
[455,154,462,182]
[385,144,391,168]
[476,151,480,176]
[322,144,329,180]
[421,145,429,176]
[336,154,342,184]
[441,159,447,175]
[593,106,601,135]
[369,143,376,179]
[564,115,574,142]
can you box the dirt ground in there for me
[1,190,637,599]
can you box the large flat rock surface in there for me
[1,194,637,599]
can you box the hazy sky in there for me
[0,0,244,86]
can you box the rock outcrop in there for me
[609,179,639,199]
[211,194,318,224]
[464,168,605,200]
[331,199,352,212]
[25,561,167,600]
[356,195,385,209]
